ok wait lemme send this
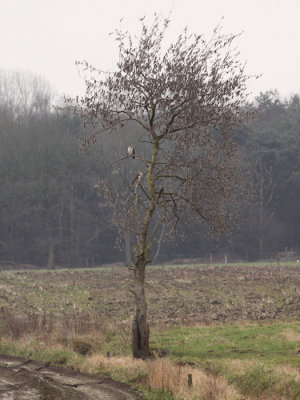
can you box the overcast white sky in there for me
[1,0,299,100]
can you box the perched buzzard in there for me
[131,171,143,187]
[128,144,135,159]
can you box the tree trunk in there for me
[131,259,150,358]
[131,137,158,358]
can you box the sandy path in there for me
[0,355,141,400]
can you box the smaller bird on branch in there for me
[131,171,143,187]
[128,144,135,159]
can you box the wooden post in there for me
[188,374,193,387]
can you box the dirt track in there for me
[0,355,141,400]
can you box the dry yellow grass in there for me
[82,355,241,400]
[83,353,146,373]
[147,358,241,400]
[217,359,300,400]
[279,329,300,342]
[82,354,147,383]
[274,365,300,382]
[221,358,263,373]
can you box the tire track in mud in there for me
[0,355,141,400]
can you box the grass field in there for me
[0,263,300,399]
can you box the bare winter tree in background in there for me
[67,16,254,358]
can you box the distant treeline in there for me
[0,71,299,267]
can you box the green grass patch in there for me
[151,321,300,367]
[150,321,300,399]
[0,339,84,368]
[137,386,174,400]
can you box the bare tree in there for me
[66,16,254,358]
[0,69,52,118]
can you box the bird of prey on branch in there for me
[131,171,143,187]
[128,144,135,159]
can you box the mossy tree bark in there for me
[131,258,150,358]
[132,138,158,358]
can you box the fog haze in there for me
[1,0,299,99]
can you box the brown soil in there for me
[0,354,142,400]
[0,264,300,327]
